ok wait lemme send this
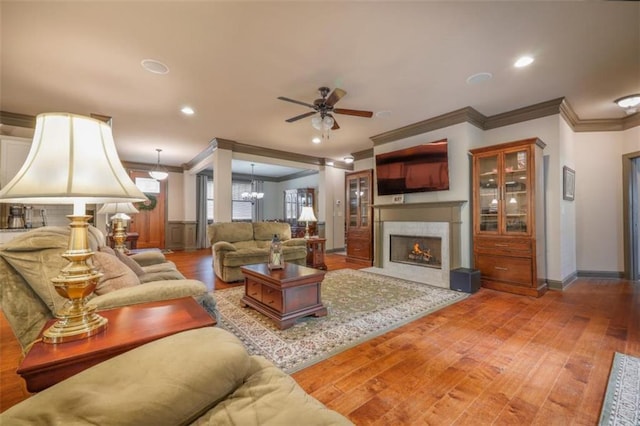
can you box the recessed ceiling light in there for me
[514,56,534,68]
[343,155,354,164]
[312,136,321,144]
[141,59,169,75]
[181,106,195,115]
[466,72,493,85]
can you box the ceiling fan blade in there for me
[334,108,374,118]
[285,111,317,123]
[325,88,346,107]
[331,117,340,130]
[277,96,316,109]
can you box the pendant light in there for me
[149,148,168,180]
[241,164,264,203]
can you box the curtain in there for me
[196,174,210,249]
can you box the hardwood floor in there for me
[1,249,638,425]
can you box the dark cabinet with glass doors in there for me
[470,138,547,297]
[345,169,373,265]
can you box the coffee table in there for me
[240,263,327,330]
[17,297,216,392]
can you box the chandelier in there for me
[241,164,264,203]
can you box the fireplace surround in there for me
[372,201,466,288]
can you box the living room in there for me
[1,1,639,424]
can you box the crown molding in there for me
[122,161,183,174]
[370,107,486,146]
[0,111,36,128]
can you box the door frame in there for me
[622,151,640,281]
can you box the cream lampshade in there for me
[0,112,147,343]
[297,206,317,239]
[98,202,140,253]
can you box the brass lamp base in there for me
[111,217,128,253]
[44,214,108,344]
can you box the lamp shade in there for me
[298,206,317,222]
[98,202,140,215]
[0,113,147,205]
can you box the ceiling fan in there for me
[277,86,373,130]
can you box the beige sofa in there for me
[0,226,217,352]
[208,222,307,283]
[0,327,352,425]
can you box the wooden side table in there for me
[17,297,215,392]
[305,237,327,270]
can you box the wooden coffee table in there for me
[240,263,327,330]
[17,297,216,392]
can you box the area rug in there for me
[216,269,468,373]
[599,352,640,425]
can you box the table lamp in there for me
[98,202,139,253]
[297,206,317,239]
[0,113,147,343]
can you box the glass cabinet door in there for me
[359,176,370,227]
[503,149,529,234]
[477,154,499,232]
[348,178,359,227]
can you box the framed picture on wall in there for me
[563,166,575,201]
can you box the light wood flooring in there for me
[1,249,638,425]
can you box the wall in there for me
[365,122,483,268]
[574,125,640,273]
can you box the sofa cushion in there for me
[114,250,146,276]
[208,222,254,244]
[253,222,292,241]
[0,328,252,426]
[222,248,269,267]
[194,356,353,425]
[128,250,168,267]
[92,251,140,295]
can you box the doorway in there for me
[623,152,640,281]
[127,171,167,249]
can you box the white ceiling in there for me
[1,1,638,175]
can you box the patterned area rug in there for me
[599,352,640,425]
[216,269,468,373]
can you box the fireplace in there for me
[390,235,442,269]
[371,201,467,289]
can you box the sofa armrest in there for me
[89,279,208,311]
[283,238,306,247]
[129,251,167,267]
[213,241,237,252]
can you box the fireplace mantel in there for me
[373,200,467,270]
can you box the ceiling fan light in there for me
[322,116,334,129]
[311,116,322,130]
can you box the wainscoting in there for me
[166,221,197,250]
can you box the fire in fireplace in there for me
[389,234,442,269]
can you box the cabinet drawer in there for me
[475,237,531,254]
[246,281,262,302]
[475,254,532,287]
[347,240,371,259]
[261,286,283,312]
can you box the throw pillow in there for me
[91,252,140,295]
[114,250,146,277]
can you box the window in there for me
[232,181,253,221]
[207,180,214,221]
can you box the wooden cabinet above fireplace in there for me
[470,138,547,297]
